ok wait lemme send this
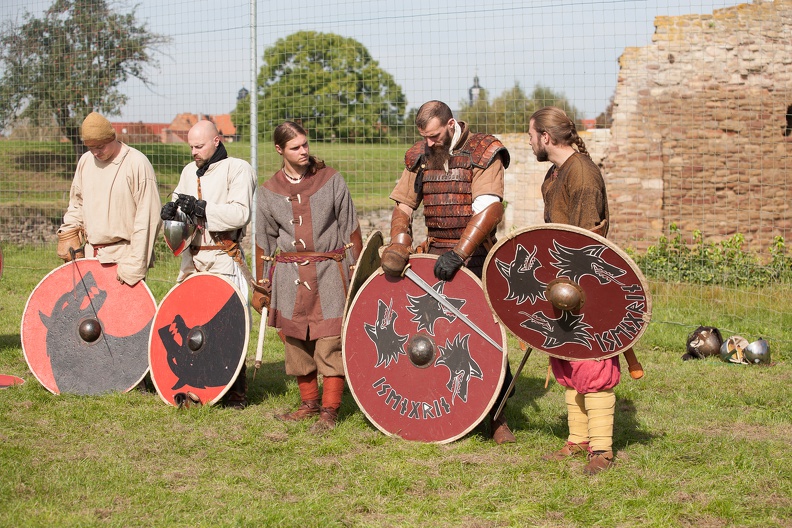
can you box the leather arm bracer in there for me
[381,206,414,277]
[389,206,413,246]
[57,227,86,262]
[454,201,503,260]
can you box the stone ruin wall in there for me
[604,0,792,252]
[501,0,792,254]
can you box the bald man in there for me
[161,119,257,408]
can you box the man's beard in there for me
[535,144,549,163]
[425,142,451,170]
[195,158,208,168]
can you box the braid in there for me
[572,131,590,158]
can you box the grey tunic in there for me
[256,166,359,340]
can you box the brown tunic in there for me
[541,152,609,237]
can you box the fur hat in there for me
[81,112,116,145]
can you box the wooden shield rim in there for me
[342,253,507,443]
[343,230,384,319]
[20,258,156,395]
[482,223,653,360]
[148,272,250,407]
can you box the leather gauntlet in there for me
[250,279,272,315]
[56,227,86,262]
[381,207,413,277]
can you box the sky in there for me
[1,0,747,124]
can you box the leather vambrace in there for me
[389,206,413,247]
[56,227,86,262]
[454,201,503,260]
[381,206,414,277]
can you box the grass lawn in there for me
[0,245,790,527]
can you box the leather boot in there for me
[490,413,516,445]
[584,450,615,475]
[542,441,590,461]
[310,406,339,433]
[275,399,320,421]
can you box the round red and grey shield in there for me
[344,230,383,319]
[0,375,25,388]
[149,272,249,407]
[482,224,652,361]
[21,259,155,395]
[343,254,507,443]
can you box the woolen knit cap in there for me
[81,112,116,144]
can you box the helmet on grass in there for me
[685,326,723,359]
[744,338,770,365]
[719,335,749,365]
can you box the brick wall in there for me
[501,0,792,252]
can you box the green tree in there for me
[234,31,406,143]
[529,84,583,126]
[490,83,535,133]
[458,88,494,134]
[0,0,168,158]
[458,83,582,134]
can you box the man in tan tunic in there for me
[58,112,162,286]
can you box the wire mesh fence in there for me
[1,0,790,349]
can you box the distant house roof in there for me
[213,114,236,137]
[109,113,238,144]
[168,113,237,143]
[111,122,170,143]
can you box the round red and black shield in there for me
[343,254,507,443]
[21,259,155,395]
[482,224,652,361]
[149,273,249,407]
[344,230,383,319]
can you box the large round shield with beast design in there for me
[343,254,507,443]
[483,224,652,361]
[149,273,249,407]
[21,259,155,395]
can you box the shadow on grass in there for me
[245,357,289,405]
[614,397,657,450]
[0,333,21,349]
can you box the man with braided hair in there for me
[381,100,517,445]
[529,106,620,474]
[161,119,257,409]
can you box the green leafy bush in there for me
[630,224,792,286]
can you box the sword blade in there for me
[403,267,503,353]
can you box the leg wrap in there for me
[297,372,320,402]
[321,376,345,410]
[565,388,589,444]
[584,389,616,452]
